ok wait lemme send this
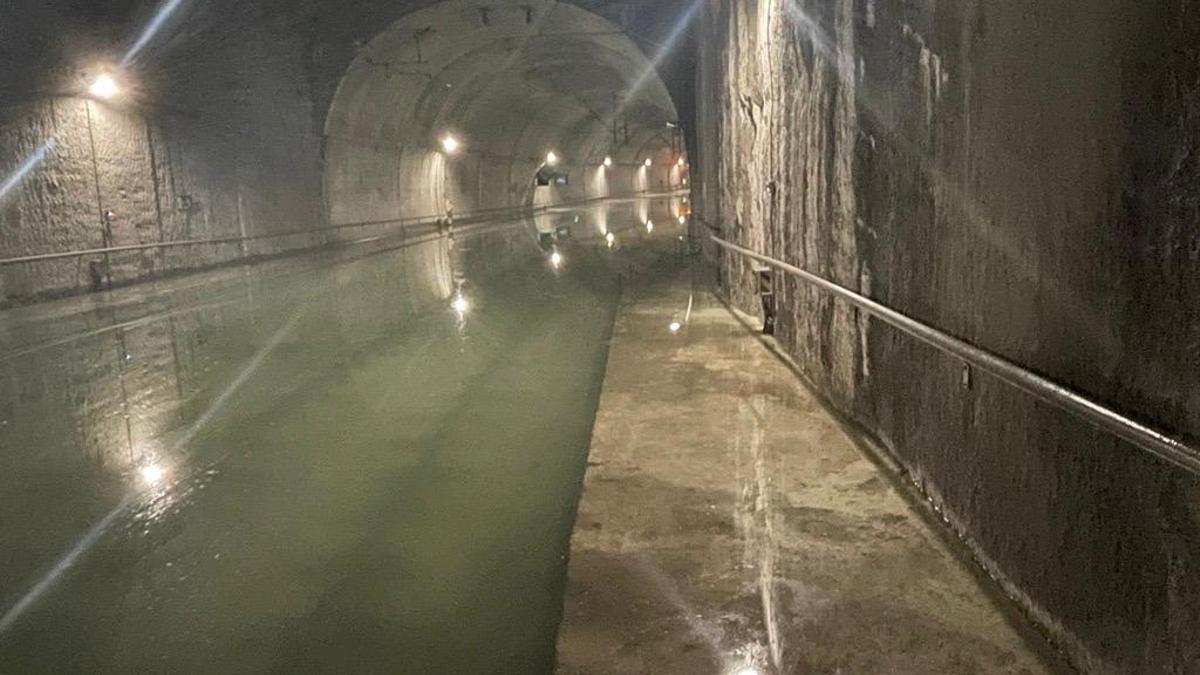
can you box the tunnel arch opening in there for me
[322,0,687,229]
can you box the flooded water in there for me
[0,197,687,673]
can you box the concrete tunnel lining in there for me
[323,0,685,227]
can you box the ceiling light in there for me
[89,73,119,100]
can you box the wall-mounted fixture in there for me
[89,73,120,100]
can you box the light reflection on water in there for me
[0,198,687,671]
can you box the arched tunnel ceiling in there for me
[327,0,679,165]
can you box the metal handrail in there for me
[709,234,1200,476]
[0,207,521,267]
[0,189,688,268]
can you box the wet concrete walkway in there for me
[557,263,1067,674]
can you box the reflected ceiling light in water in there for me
[140,463,166,486]
[678,215,688,225]
[731,668,762,675]
[550,251,563,268]
[451,294,470,315]
[603,156,613,168]
[440,134,460,154]
[546,151,559,166]
[89,73,120,100]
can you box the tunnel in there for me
[322,2,684,226]
[1,1,1198,673]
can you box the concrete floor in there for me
[556,262,1070,675]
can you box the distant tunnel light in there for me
[603,156,613,168]
[677,157,686,167]
[644,158,653,168]
[89,73,120,100]
[441,134,460,154]
[546,151,559,166]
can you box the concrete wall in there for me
[695,1,1200,672]
[0,2,327,304]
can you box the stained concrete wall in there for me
[1,0,687,304]
[695,1,1200,672]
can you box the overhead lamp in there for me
[452,294,470,315]
[677,157,686,167]
[550,251,563,268]
[441,134,460,154]
[603,156,613,168]
[546,151,559,166]
[646,220,654,233]
[644,158,653,168]
[89,73,120,100]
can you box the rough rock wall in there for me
[698,0,861,403]
[695,1,1200,672]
